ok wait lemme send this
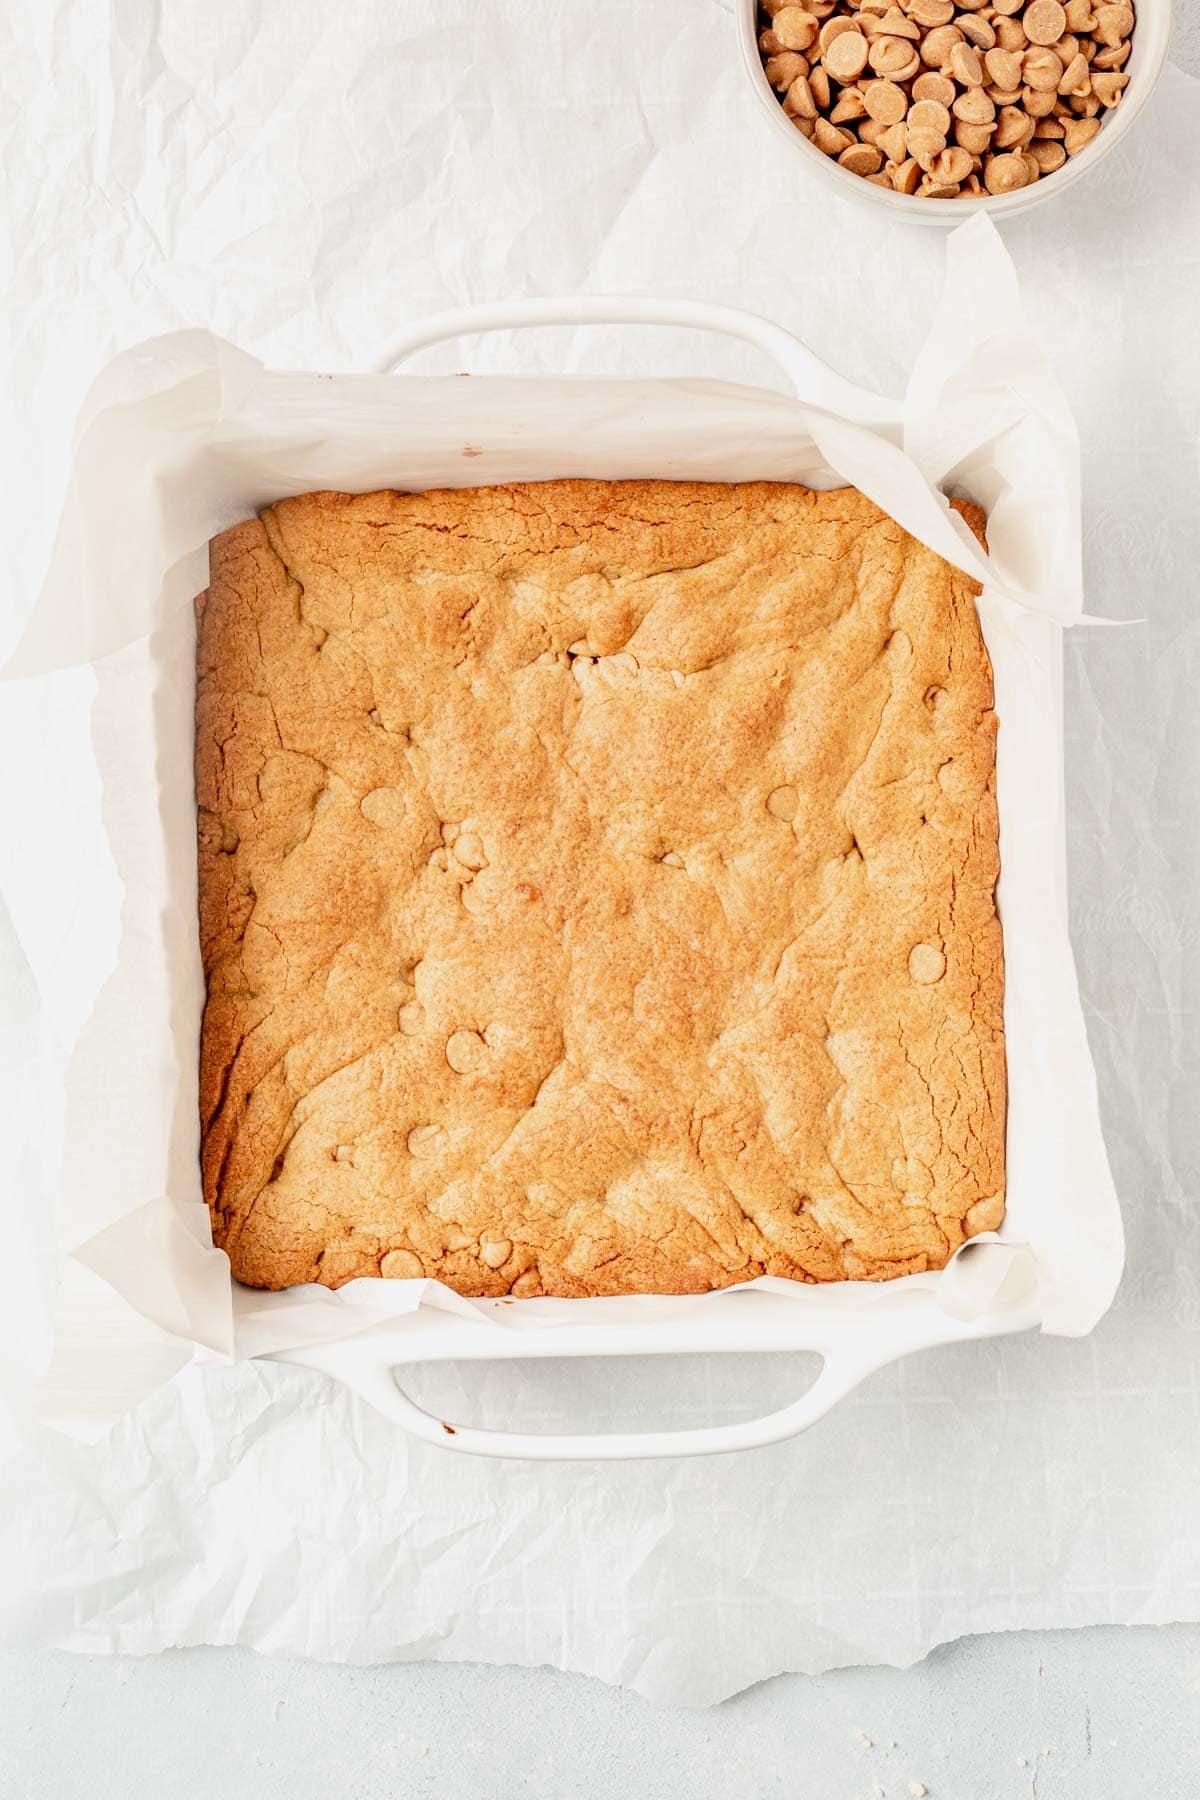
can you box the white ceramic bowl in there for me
[737,0,1172,223]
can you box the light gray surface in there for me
[3,1628,1200,1798]
[1174,0,1200,71]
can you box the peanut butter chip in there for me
[785,72,819,117]
[908,127,949,167]
[953,86,995,123]
[774,5,820,49]
[1029,136,1067,170]
[864,77,908,121]
[767,784,801,820]
[360,787,407,829]
[928,145,973,181]
[922,23,965,66]
[950,40,985,82]
[603,651,640,682]
[815,115,852,153]
[839,141,884,174]
[1023,0,1066,38]
[1094,2,1133,43]
[1063,114,1101,152]
[446,1028,485,1072]
[912,70,957,104]
[955,120,993,152]
[881,120,909,160]
[825,29,870,79]
[909,97,952,135]
[831,85,869,121]
[985,45,1023,86]
[1091,69,1130,105]
[819,15,860,50]
[1023,45,1063,88]
[1023,86,1056,118]
[870,34,920,75]
[1057,50,1090,92]
[994,15,1029,48]
[765,50,808,89]
[994,103,1033,145]
[985,150,1031,189]
[406,1123,445,1156]
[908,943,947,983]
[480,1239,512,1269]
[455,832,487,870]
[880,6,923,36]
[380,1249,424,1279]
[958,15,997,50]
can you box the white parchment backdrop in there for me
[0,0,1197,1705]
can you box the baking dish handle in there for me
[283,1329,907,1461]
[379,296,903,427]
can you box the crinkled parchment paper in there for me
[0,0,1195,1705]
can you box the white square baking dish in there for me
[5,259,1122,1459]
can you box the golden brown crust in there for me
[196,481,1004,1295]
